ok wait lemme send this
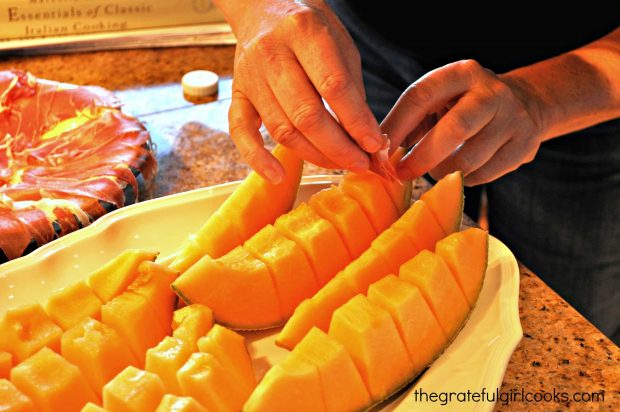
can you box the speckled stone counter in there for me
[1,46,617,411]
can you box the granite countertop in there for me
[1,46,618,411]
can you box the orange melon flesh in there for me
[243,355,326,412]
[128,261,178,334]
[145,337,192,395]
[342,249,391,293]
[196,325,256,392]
[103,366,165,412]
[156,395,207,412]
[61,318,139,395]
[171,304,214,352]
[101,292,167,366]
[0,379,36,412]
[44,281,102,331]
[420,171,464,235]
[295,327,371,412]
[177,352,248,412]
[307,185,378,258]
[435,228,489,307]
[0,351,12,379]
[81,403,107,412]
[170,144,303,273]
[172,247,282,330]
[367,275,449,373]
[392,199,446,253]
[0,304,63,364]
[245,224,319,318]
[339,172,399,234]
[370,227,420,275]
[399,250,470,337]
[328,295,413,401]
[274,202,351,287]
[87,249,158,304]
[10,347,98,412]
[381,147,412,215]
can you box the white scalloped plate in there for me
[0,175,522,411]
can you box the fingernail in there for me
[263,165,283,184]
[362,135,383,152]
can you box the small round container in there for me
[182,70,219,103]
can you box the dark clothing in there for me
[329,0,620,344]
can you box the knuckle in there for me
[271,122,300,146]
[318,72,352,100]
[402,82,434,109]
[284,7,320,32]
[458,59,482,72]
[290,103,323,131]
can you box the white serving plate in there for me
[0,175,522,412]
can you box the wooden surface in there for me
[1,46,617,411]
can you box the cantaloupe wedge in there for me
[103,366,165,412]
[0,351,12,380]
[328,295,413,401]
[243,355,325,412]
[87,249,158,304]
[274,202,351,287]
[61,318,139,395]
[0,304,63,363]
[370,227,419,274]
[145,337,192,395]
[172,247,282,330]
[435,228,489,307]
[170,145,303,273]
[420,171,463,234]
[44,281,102,331]
[81,403,107,412]
[10,347,98,412]
[392,200,445,253]
[156,395,207,412]
[171,304,214,352]
[245,224,319,318]
[399,250,470,337]
[0,379,36,412]
[307,185,378,258]
[381,147,412,215]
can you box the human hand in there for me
[382,59,544,186]
[220,0,384,183]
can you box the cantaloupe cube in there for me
[156,395,207,412]
[367,275,448,373]
[243,355,325,412]
[128,261,178,334]
[308,186,377,258]
[328,295,413,401]
[196,325,256,392]
[339,172,399,234]
[10,347,98,412]
[0,304,63,363]
[393,200,445,253]
[61,318,139,394]
[370,227,420,275]
[103,366,165,412]
[274,203,351,286]
[435,228,489,307]
[399,251,470,337]
[0,351,12,379]
[81,403,107,412]
[172,247,282,330]
[177,352,247,411]
[295,328,371,412]
[0,379,36,412]
[145,337,192,395]
[87,249,158,303]
[171,304,214,352]
[44,281,102,331]
[245,224,319,318]
[101,292,167,366]
[420,171,464,235]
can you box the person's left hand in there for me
[382,59,544,186]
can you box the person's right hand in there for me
[216,0,385,183]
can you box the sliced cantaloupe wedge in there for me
[367,275,449,373]
[0,304,63,364]
[399,250,470,337]
[392,199,445,253]
[156,395,207,412]
[81,403,107,412]
[340,249,390,293]
[61,317,139,395]
[44,281,102,331]
[420,171,464,235]
[274,202,351,287]
[171,304,214,352]
[170,145,303,273]
[381,147,412,215]
[307,185,378,258]
[0,379,36,412]
[87,249,158,304]
[245,224,319,318]
[0,351,12,380]
[243,355,326,412]
[435,228,489,307]
[172,247,282,330]
[370,227,420,275]
[145,336,193,395]
[295,327,371,412]
[10,347,98,412]
[103,366,165,412]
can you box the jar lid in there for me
[182,70,219,97]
